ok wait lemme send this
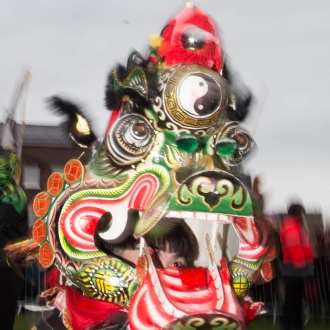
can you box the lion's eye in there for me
[123,122,151,148]
[215,123,255,167]
[107,114,154,165]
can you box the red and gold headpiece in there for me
[158,3,222,72]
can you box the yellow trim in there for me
[149,34,163,49]
[62,306,74,330]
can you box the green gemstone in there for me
[176,137,199,153]
[215,138,237,158]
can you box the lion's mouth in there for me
[58,169,260,260]
[128,237,246,330]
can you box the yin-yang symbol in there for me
[162,65,228,129]
[178,73,221,117]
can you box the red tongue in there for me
[179,267,207,290]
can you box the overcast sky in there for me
[1,0,330,222]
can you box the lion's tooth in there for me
[207,213,218,220]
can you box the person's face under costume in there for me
[154,243,187,268]
[119,242,187,268]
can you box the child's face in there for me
[155,242,187,268]
[157,249,187,268]
[118,242,188,269]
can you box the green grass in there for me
[248,315,330,330]
[14,310,330,329]
[14,310,35,330]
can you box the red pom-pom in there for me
[158,7,222,71]
[149,55,159,64]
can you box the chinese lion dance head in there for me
[6,4,278,329]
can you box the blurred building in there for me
[0,122,83,216]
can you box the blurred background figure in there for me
[279,203,314,330]
[0,147,28,330]
[248,174,282,316]
[309,222,330,317]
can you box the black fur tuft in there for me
[104,63,160,112]
[223,63,252,122]
[226,91,252,122]
[105,64,127,111]
[47,96,98,148]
